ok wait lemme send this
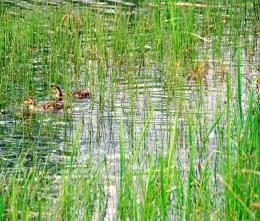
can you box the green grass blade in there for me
[237,46,243,126]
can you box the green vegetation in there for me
[0,0,259,220]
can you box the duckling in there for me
[52,85,91,101]
[23,97,63,112]
[71,90,91,99]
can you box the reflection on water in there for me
[1,0,137,11]
[0,0,259,220]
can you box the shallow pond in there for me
[0,0,259,220]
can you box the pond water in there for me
[0,0,259,220]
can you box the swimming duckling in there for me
[71,90,91,99]
[23,97,64,112]
[52,85,91,101]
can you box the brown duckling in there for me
[23,97,63,112]
[71,90,91,99]
[52,85,91,101]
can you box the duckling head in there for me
[24,97,35,105]
[51,85,63,100]
[23,97,36,111]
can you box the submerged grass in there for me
[0,0,259,220]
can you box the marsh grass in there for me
[0,0,259,220]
